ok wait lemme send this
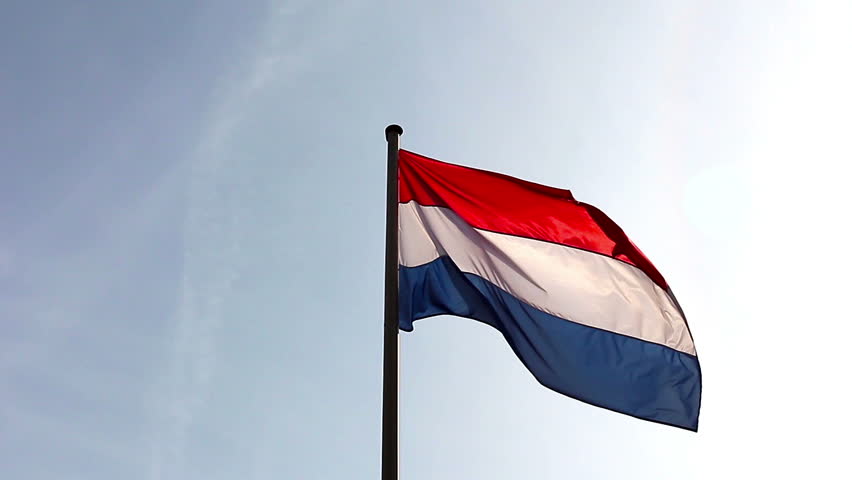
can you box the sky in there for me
[1,1,851,479]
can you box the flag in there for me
[397,149,701,431]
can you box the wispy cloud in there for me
[146,4,288,478]
[146,2,369,477]
[146,139,245,479]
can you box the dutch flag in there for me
[397,149,701,431]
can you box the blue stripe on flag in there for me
[399,256,701,431]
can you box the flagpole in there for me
[382,124,403,480]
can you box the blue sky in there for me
[1,1,850,479]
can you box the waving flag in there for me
[397,149,701,431]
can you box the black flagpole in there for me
[382,124,403,480]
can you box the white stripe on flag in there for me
[399,202,695,355]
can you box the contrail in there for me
[147,2,362,477]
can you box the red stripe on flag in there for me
[398,149,669,289]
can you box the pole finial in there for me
[385,124,403,141]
